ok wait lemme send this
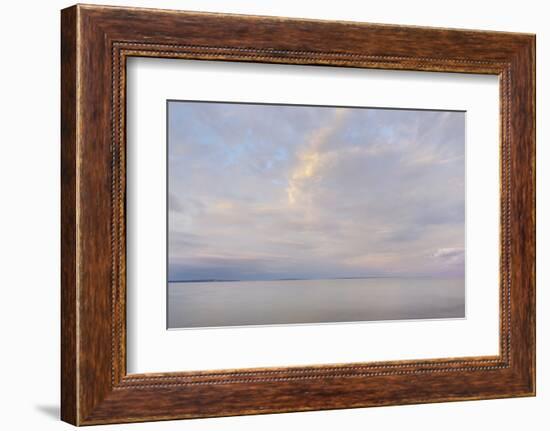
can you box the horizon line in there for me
[168,275,465,283]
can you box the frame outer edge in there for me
[531,34,536,396]
[526,35,536,396]
[61,4,79,426]
[507,35,536,395]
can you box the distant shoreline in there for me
[168,275,464,284]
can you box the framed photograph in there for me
[61,4,535,425]
[164,100,467,329]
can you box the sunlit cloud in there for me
[286,108,349,205]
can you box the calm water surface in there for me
[168,278,465,329]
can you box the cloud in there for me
[433,248,465,264]
[167,102,465,281]
[286,108,349,205]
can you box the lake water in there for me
[167,278,465,329]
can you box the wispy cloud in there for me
[287,108,349,205]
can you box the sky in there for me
[168,101,465,282]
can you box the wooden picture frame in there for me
[61,4,535,425]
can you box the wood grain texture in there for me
[61,4,536,425]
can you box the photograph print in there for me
[167,100,465,329]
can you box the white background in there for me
[127,59,500,373]
[0,0,546,430]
